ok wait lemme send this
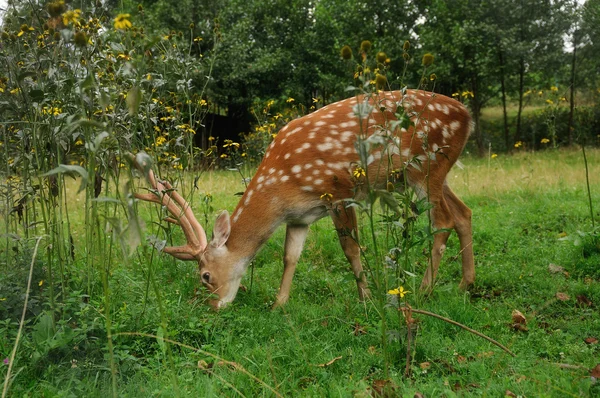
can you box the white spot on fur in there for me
[233,208,243,223]
[315,120,327,127]
[450,120,461,131]
[244,189,254,206]
[281,175,290,182]
[317,142,333,151]
[301,186,314,192]
[339,120,358,128]
[292,165,302,174]
[314,179,323,185]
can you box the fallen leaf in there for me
[548,263,564,274]
[317,356,342,368]
[585,337,598,345]
[512,309,527,325]
[505,390,517,397]
[413,393,425,398]
[476,351,495,359]
[353,322,366,336]
[368,346,377,354]
[457,355,467,363]
[516,375,527,383]
[591,364,600,379]
[556,292,570,301]
[577,295,593,307]
[370,379,395,397]
[419,362,431,370]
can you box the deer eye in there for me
[201,271,211,284]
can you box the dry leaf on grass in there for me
[505,390,517,397]
[555,292,570,301]
[584,337,598,345]
[511,309,528,331]
[370,379,396,397]
[548,263,565,274]
[577,295,593,307]
[419,362,431,370]
[591,364,600,379]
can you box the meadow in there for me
[1,148,599,397]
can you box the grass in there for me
[2,149,600,397]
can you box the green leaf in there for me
[80,74,95,91]
[42,165,89,194]
[126,86,142,116]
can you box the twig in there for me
[114,332,283,397]
[3,237,44,398]
[552,363,588,370]
[401,306,516,357]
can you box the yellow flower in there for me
[550,86,558,92]
[514,141,523,148]
[199,99,207,106]
[39,280,44,287]
[461,91,474,98]
[388,286,410,298]
[62,9,82,27]
[545,99,554,105]
[541,138,550,144]
[114,14,132,30]
[491,153,498,159]
[312,97,320,103]
[286,97,295,103]
[352,167,366,179]
[155,136,167,146]
[320,193,333,202]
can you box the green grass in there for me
[2,149,600,397]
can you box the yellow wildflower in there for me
[388,286,410,298]
[320,193,333,202]
[62,9,82,27]
[352,167,366,179]
[114,14,132,30]
[541,138,550,144]
[491,153,498,159]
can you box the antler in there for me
[135,169,208,260]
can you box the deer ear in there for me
[211,210,231,248]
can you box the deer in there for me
[135,89,475,309]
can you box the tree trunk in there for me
[471,76,485,157]
[567,30,578,146]
[513,57,525,148]
[498,49,510,151]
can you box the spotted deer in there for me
[135,89,475,309]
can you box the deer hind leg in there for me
[274,224,309,307]
[443,185,475,289]
[330,204,370,300]
[420,190,454,291]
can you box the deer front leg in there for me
[274,224,309,307]
[443,186,475,288]
[330,205,370,300]
[420,197,453,292]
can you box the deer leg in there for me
[330,204,370,300]
[420,194,453,291]
[274,224,309,307]
[444,185,475,288]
